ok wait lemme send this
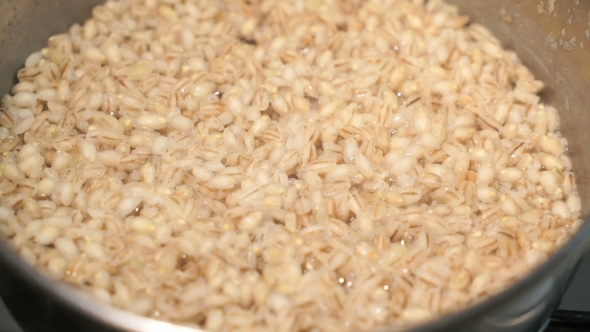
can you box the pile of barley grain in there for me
[0,0,582,331]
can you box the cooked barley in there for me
[0,0,582,331]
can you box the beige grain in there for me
[0,0,581,331]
